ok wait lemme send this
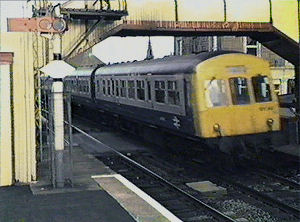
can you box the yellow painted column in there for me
[1,33,36,184]
[0,53,13,186]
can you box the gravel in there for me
[217,199,278,222]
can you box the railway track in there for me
[133,152,298,222]
[218,171,300,219]
[72,124,237,222]
[256,169,300,190]
[72,114,299,221]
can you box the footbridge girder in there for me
[66,20,299,67]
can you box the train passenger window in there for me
[128,80,135,99]
[147,81,151,101]
[102,80,106,95]
[229,77,250,105]
[252,76,272,102]
[167,81,180,105]
[115,80,119,97]
[96,80,100,92]
[205,79,228,107]
[112,79,115,96]
[137,80,145,100]
[155,81,165,103]
[120,80,126,97]
[107,80,111,96]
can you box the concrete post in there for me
[52,81,65,188]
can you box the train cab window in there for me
[137,80,145,100]
[252,76,272,102]
[167,81,180,105]
[205,79,228,107]
[120,80,126,97]
[128,80,135,99]
[155,81,165,103]
[229,77,250,105]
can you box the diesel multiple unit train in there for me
[61,51,280,152]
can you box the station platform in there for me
[0,127,179,222]
[0,185,135,222]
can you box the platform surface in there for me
[0,185,135,222]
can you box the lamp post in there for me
[174,0,178,22]
[269,0,273,24]
[223,0,227,22]
[40,34,75,188]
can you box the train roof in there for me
[95,51,243,76]
[66,67,96,77]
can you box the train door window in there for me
[287,79,295,94]
[204,79,228,107]
[252,76,272,102]
[272,79,280,95]
[120,80,126,97]
[128,80,135,99]
[229,77,250,105]
[115,80,119,97]
[167,81,180,105]
[155,80,166,103]
[137,80,145,100]
[147,81,151,101]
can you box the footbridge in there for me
[57,0,299,68]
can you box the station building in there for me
[174,36,295,95]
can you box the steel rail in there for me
[256,169,300,190]
[71,124,237,222]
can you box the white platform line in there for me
[92,174,182,222]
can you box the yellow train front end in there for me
[192,54,280,142]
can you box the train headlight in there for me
[213,123,221,132]
[267,118,274,127]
